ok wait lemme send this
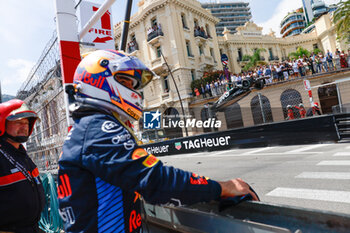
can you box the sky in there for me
[0,0,341,96]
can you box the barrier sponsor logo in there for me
[145,145,169,154]
[143,111,161,129]
[182,136,231,149]
[142,155,159,168]
[175,142,182,150]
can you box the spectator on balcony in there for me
[236,74,242,85]
[315,55,322,73]
[282,63,289,81]
[205,82,211,97]
[298,60,305,77]
[320,54,328,72]
[334,50,341,70]
[214,80,219,95]
[147,27,153,36]
[276,64,283,81]
[307,57,315,74]
[263,66,272,84]
[340,50,348,68]
[194,87,200,97]
[326,50,334,71]
[292,59,299,78]
[272,66,278,82]
[201,84,207,98]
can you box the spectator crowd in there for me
[194,49,350,99]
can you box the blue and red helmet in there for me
[73,50,154,121]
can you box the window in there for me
[130,33,136,41]
[210,48,216,62]
[268,48,273,58]
[238,48,242,61]
[191,70,196,81]
[156,46,162,58]
[163,76,169,92]
[186,40,192,57]
[313,43,319,50]
[181,13,188,29]
[151,18,157,27]
[194,19,199,28]
[199,45,203,55]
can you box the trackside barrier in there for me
[141,115,338,156]
[142,201,350,233]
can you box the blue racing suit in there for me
[58,108,221,233]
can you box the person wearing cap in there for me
[294,103,306,118]
[306,102,322,117]
[0,99,45,233]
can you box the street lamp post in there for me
[160,51,189,137]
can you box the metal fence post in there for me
[336,83,343,113]
[258,92,266,123]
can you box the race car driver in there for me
[58,49,259,232]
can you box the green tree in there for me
[242,48,267,71]
[288,46,311,59]
[333,0,350,42]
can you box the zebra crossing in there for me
[160,142,350,213]
[266,145,350,207]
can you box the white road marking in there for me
[346,146,350,149]
[242,147,272,155]
[266,188,350,204]
[295,172,350,180]
[333,152,350,156]
[287,144,329,153]
[212,149,237,155]
[317,160,350,166]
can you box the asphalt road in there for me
[158,142,350,215]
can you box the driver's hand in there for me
[218,178,259,201]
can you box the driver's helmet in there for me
[73,50,154,121]
[313,102,319,109]
[0,99,38,137]
[287,105,292,109]
[299,103,304,108]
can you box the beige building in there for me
[114,0,349,137]
[220,13,348,74]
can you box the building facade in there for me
[280,10,306,38]
[115,0,222,136]
[312,0,328,19]
[201,1,251,36]
[113,0,348,138]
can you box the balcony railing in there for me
[268,56,279,61]
[147,28,164,42]
[194,28,208,39]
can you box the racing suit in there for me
[0,138,45,233]
[58,107,222,232]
